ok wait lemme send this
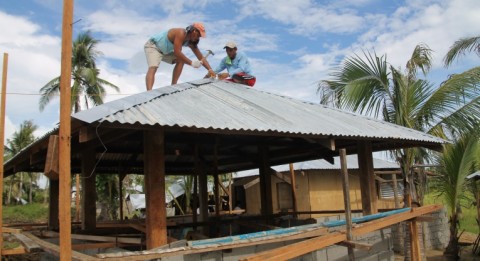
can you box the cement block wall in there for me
[162,217,394,261]
[390,207,449,254]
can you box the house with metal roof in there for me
[3,79,446,251]
[233,155,403,218]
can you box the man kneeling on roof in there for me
[207,41,256,87]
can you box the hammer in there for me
[204,49,215,59]
[203,50,216,78]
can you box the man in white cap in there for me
[144,23,216,90]
[210,41,256,87]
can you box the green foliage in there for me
[2,203,48,224]
[424,192,478,234]
[39,31,119,113]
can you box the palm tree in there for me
[318,44,480,202]
[444,35,480,67]
[430,133,479,260]
[39,31,119,113]
[39,31,120,220]
[4,120,38,204]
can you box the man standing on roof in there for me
[209,41,256,87]
[144,23,216,90]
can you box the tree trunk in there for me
[7,176,13,205]
[28,172,33,203]
[18,173,24,201]
[444,214,460,260]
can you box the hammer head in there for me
[205,50,215,58]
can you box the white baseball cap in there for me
[224,41,237,49]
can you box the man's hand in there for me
[191,60,203,68]
[218,73,229,80]
[208,69,216,78]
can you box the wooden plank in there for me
[13,233,42,252]
[96,227,329,260]
[242,205,442,261]
[1,247,26,255]
[41,231,141,244]
[241,232,347,261]
[48,179,59,230]
[23,232,98,261]
[1,53,10,256]
[2,227,22,233]
[289,164,297,214]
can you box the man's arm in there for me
[191,45,213,71]
[171,29,193,65]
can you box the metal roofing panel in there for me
[73,79,445,144]
[234,155,399,178]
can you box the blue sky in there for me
[0,0,479,141]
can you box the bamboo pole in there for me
[0,52,9,255]
[59,0,74,259]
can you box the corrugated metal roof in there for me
[73,79,445,144]
[234,155,399,178]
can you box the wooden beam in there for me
[258,145,273,222]
[82,148,96,230]
[41,230,142,244]
[243,177,259,189]
[1,247,26,256]
[339,149,354,260]
[58,0,74,259]
[0,53,8,254]
[12,233,42,252]
[143,130,167,248]
[409,220,422,260]
[96,227,328,260]
[374,170,402,175]
[289,163,297,215]
[44,135,59,180]
[23,232,98,261]
[241,205,442,261]
[48,179,59,230]
[357,141,377,215]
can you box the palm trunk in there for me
[28,172,33,203]
[444,214,460,260]
[7,176,14,205]
[18,172,24,201]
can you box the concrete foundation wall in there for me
[162,228,394,261]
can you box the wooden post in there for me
[81,149,96,230]
[258,145,273,223]
[75,174,80,222]
[357,141,378,215]
[288,163,298,216]
[119,172,126,220]
[59,0,74,259]
[409,218,422,260]
[0,53,9,254]
[143,129,167,248]
[339,149,354,260]
[48,180,59,230]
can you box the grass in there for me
[424,193,479,234]
[2,203,49,224]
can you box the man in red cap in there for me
[144,23,215,90]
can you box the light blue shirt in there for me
[214,51,253,76]
[150,31,189,54]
